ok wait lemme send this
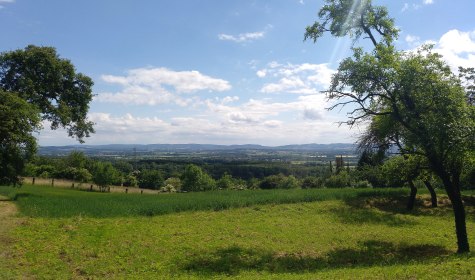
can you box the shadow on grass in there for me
[181,240,449,275]
[328,204,417,227]
[343,194,475,222]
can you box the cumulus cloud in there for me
[257,62,335,94]
[205,93,329,126]
[408,29,475,69]
[434,30,475,69]
[96,67,231,106]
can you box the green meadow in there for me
[1,185,474,279]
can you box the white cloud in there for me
[256,69,267,78]
[421,29,475,69]
[405,34,420,44]
[258,62,335,94]
[219,25,272,44]
[96,67,231,106]
[37,91,354,146]
[423,0,433,5]
[404,29,475,70]
[218,32,265,43]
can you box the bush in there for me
[164,177,182,191]
[260,174,300,189]
[302,176,324,189]
[353,180,373,189]
[325,171,352,188]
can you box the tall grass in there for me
[0,185,406,218]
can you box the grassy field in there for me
[0,185,474,279]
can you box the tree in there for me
[181,164,216,192]
[138,169,164,189]
[0,45,94,184]
[0,91,40,185]
[217,173,235,189]
[0,45,94,142]
[92,162,120,192]
[306,0,475,253]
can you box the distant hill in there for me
[38,143,356,156]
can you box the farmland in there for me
[1,185,474,279]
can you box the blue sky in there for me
[1,0,474,146]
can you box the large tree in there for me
[0,45,94,142]
[305,0,475,253]
[0,45,95,184]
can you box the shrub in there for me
[325,171,352,188]
[302,176,324,189]
[353,180,373,189]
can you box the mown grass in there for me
[0,185,474,279]
[0,184,406,218]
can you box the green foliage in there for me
[217,172,235,189]
[259,174,284,189]
[123,174,138,188]
[0,45,94,142]
[353,180,373,189]
[0,91,40,185]
[112,160,134,175]
[325,171,352,188]
[181,164,216,192]
[62,151,87,169]
[301,176,325,189]
[259,174,301,189]
[138,169,163,189]
[91,161,121,191]
[164,177,182,191]
[304,0,398,46]
[56,167,92,183]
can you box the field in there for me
[0,185,474,279]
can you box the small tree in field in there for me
[181,164,216,192]
[92,162,120,192]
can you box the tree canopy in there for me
[0,45,94,142]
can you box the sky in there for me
[1,0,474,146]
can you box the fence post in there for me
[125,188,128,194]
[51,178,55,187]
[32,177,35,185]
[90,185,93,191]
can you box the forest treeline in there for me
[22,150,475,193]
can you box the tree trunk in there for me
[407,180,417,210]
[423,180,437,207]
[444,183,470,253]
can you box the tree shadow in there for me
[180,240,449,276]
[327,203,417,227]
[343,194,475,222]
